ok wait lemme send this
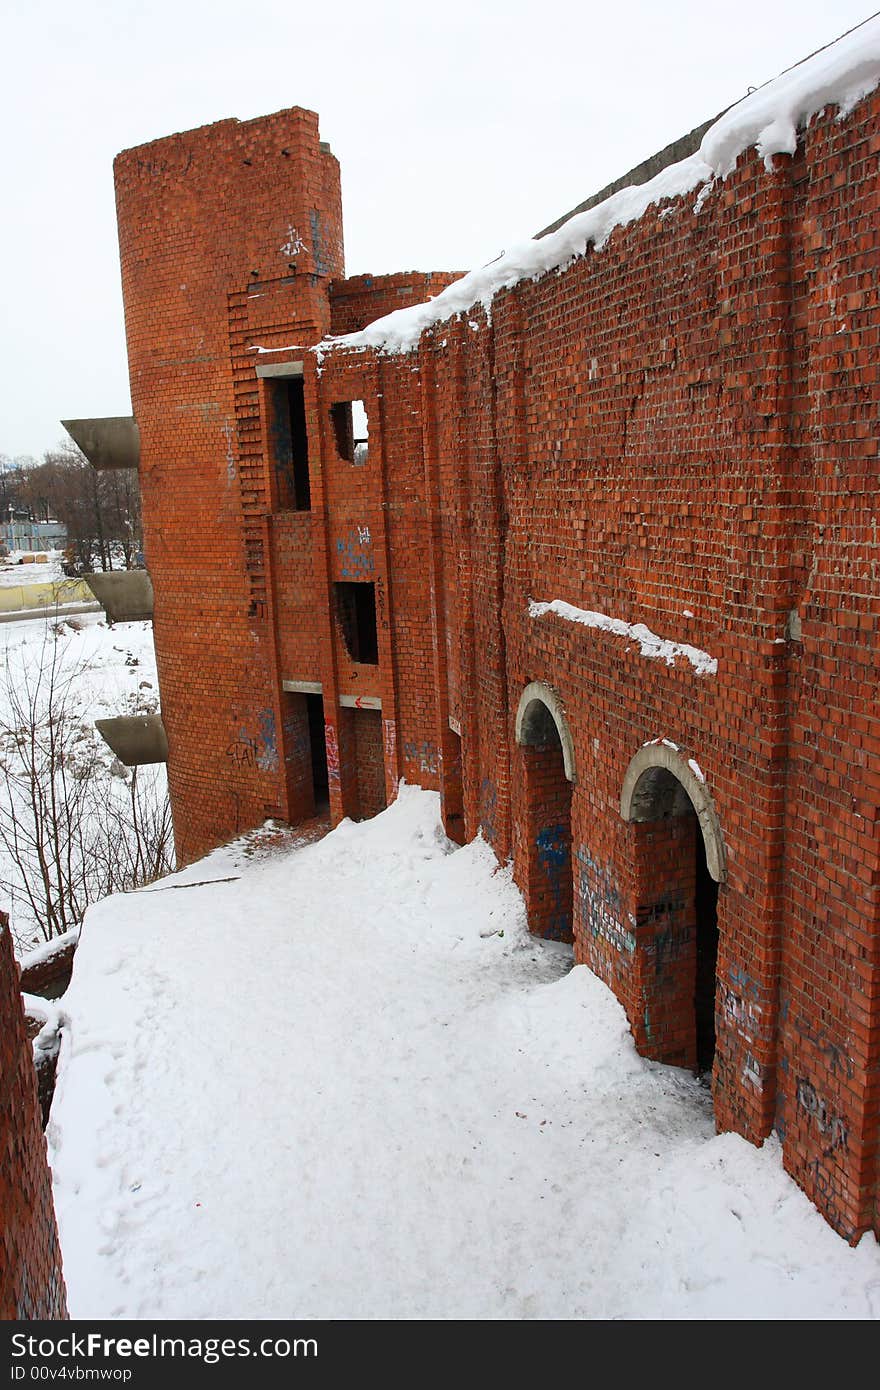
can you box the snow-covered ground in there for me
[0,612,167,951]
[49,788,880,1320]
[0,551,66,587]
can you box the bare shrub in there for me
[0,623,173,946]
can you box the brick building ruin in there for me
[9,20,861,1268]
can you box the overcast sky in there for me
[2,0,874,458]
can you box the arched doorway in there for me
[514,683,576,942]
[620,745,725,1075]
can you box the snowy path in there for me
[49,790,880,1320]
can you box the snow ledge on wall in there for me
[313,15,880,358]
[530,599,718,677]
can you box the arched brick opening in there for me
[620,746,725,1075]
[514,684,575,942]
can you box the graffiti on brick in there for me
[135,151,192,179]
[383,719,398,794]
[226,729,258,768]
[281,718,311,765]
[741,1052,763,1092]
[376,574,389,630]
[796,1078,849,1154]
[536,823,570,939]
[337,529,374,579]
[577,845,635,956]
[225,709,278,773]
[717,979,762,1044]
[729,962,760,1001]
[643,922,692,974]
[280,224,306,259]
[256,707,279,772]
[793,1014,854,1080]
[403,739,438,776]
[325,723,340,783]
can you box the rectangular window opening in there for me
[331,400,368,465]
[335,581,379,665]
[272,378,311,511]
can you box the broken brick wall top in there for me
[329,271,465,336]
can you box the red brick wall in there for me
[0,914,67,1319]
[115,86,880,1242]
[329,272,463,336]
[353,709,387,820]
[114,109,344,864]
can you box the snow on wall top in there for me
[529,599,718,677]
[316,17,880,359]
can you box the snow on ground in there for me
[49,788,880,1320]
[0,552,66,587]
[0,612,166,952]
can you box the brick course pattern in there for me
[0,913,67,1319]
[110,92,880,1244]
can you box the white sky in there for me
[2,0,875,458]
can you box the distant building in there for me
[0,513,67,553]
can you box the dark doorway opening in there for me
[626,764,721,1075]
[694,828,720,1074]
[517,699,573,942]
[306,694,329,809]
[335,582,379,665]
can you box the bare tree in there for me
[0,622,173,946]
[3,440,143,572]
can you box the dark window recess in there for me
[335,582,379,665]
[331,400,368,465]
[306,693,329,805]
[272,378,310,511]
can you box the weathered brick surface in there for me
[0,914,67,1319]
[112,88,880,1243]
[329,271,463,336]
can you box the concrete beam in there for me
[535,111,725,240]
[61,417,140,471]
[282,679,323,694]
[95,714,168,766]
[339,694,381,710]
[85,570,153,622]
[256,361,304,379]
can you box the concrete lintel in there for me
[95,715,168,766]
[62,417,140,471]
[256,361,305,379]
[339,694,382,710]
[84,570,154,622]
[282,679,323,695]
